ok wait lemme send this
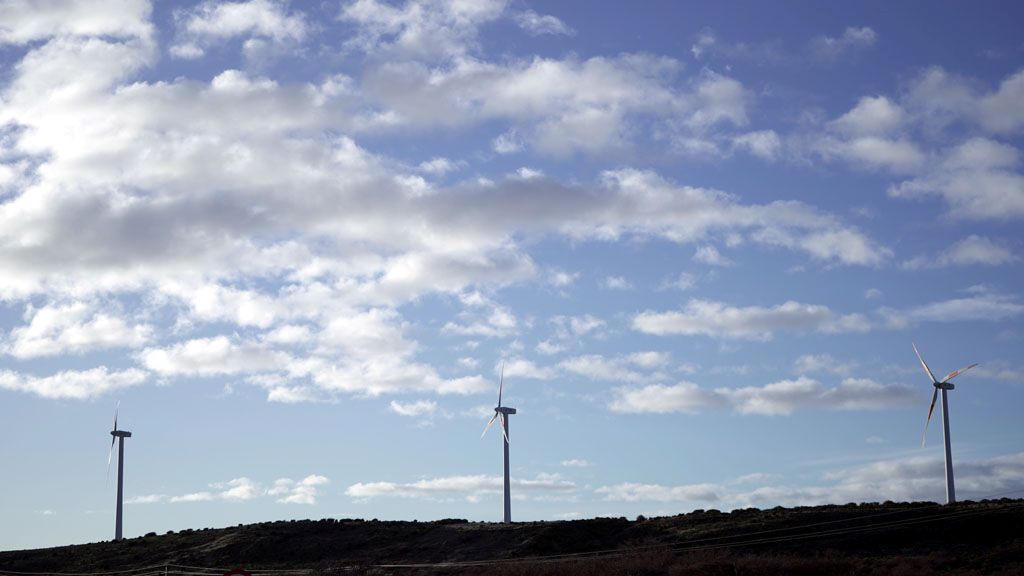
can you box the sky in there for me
[0,0,1023,552]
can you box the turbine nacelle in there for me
[110,430,132,438]
[495,406,517,415]
[933,382,955,391]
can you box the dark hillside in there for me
[1,500,1022,575]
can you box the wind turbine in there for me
[481,362,516,523]
[913,343,977,505]
[107,401,132,541]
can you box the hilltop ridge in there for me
[2,499,1022,575]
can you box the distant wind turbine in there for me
[107,401,132,541]
[913,343,977,505]
[481,362,516,523]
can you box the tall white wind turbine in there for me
[913,343,977,505]
[107,401,132,541]
[481,362,516,523]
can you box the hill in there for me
[2,499,1023,575]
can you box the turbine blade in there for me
[107,436,115,486]
[497,361,505,408]
[921,388,939,448]
[481,413,498,438]
[112,400,119,432]
[500,413,509,445]
[941,363,978,384]
[912,343,938,383]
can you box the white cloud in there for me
[345,473,575,502]
[794,354,854,377]
[514,10,573,36]
[609,377,915,415]
[0,367,146,400]
[264,324,314,345]
[502,357,556,380]
[0,0,153,44]
[171,0,308,61]
[443,302,518,338]
[659,272,695,291]
[733,452,1024,507]
[596,482,721,503]
[417,157,461,176]
[561,459,590,468]
[902,235,1016,269]
[633,299,871,340]
[717,377,916,416]
[627,351,671,369]
[5,301,151,358]
[819,135,926,174]
[141,336,288,377]
[609,382,720,414]
[811,26,878,60]
[169,492,214,503]
[339,0,507,62]
[0,3,895,412]
[832,96,905,136]
[268,474,330,504]
[491,129,523,154]
[600,452,1024,510]
[602,276,633,290]
[535,339,565,356]
[732,130,781,160]
[881,288,1024,328]
[890,138,1024,220]
[979,69,1024,135]
[388,399,438,417]
[693,245,732,266]
[560,354,645,383]
[132,474,329,505]
[548,269,579,287]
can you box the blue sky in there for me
[1,0,1023,551]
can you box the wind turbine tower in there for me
[913,343,977,505]
[482,363,516,523]
[108,402,132,541]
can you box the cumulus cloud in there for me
[609,377,916,415]
[171,0,308,61]
[810,26,878,61]
[733,452,1024,507]
[881,287,1024,328]
[345,473,575,502]
[561,459,590,468]
[388,399,438,417]
[130,474,329,505]
[0,1,892,409]
[268,474,330,504]
[633,299,871,340]
[514,10,573,36]
[0,367,146,400]
[5,301,151,358]
[339,0,507,61]
[599,452,1024,510]
[141,336,288,377]
[596,482,721,503]
[732,130,781,160]
[0,0,153,44]
[793,354,855,377]
[890,138,1024,220]
[902,235,1016,269]
[602,276,633,290]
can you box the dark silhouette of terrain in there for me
[2,499,1022,575]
